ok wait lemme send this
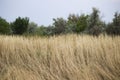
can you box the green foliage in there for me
[46,25,55,36]
[35,25,47,36]
[67,14,79,33]
[106,12,120,35]
[0,17,11,34]
[66,14,88,33]
[27,22,37,34]
[76,14,88,33]
[35,25,55,36]
[113,12,120,26]
[11,17,29,35]
[87,8,100,29]
[53,18,67,34]
[86,8,104,36]
[1,7,120,36]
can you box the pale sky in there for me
[0,0,120,26]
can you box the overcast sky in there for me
[0,0,120,26]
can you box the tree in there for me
[106,12,120,35]
[46,25,55,36]
[35,25,48,36]
[11,17,29,35]
[66,14,88,33]
[113,12,120,26]
[27,22,37,34]
[66,14,79,33]
[76,14,88,33]
[0,17,11,34]
[86,8,104,36]
[35,25,55,36]
[53,18,67,34]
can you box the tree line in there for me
[0,8,120,36]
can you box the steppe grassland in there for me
[0,34,120,80]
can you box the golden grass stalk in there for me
[0,34,120,80]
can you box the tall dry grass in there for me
[0,34,120,80]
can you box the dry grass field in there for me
[0,34,120,80]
